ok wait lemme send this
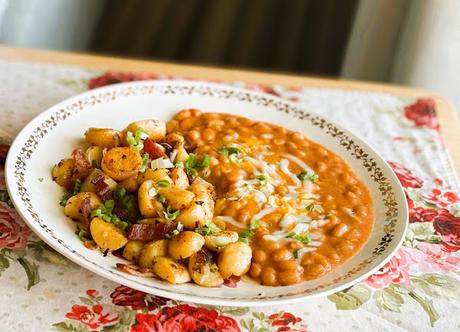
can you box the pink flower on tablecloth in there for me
[268,312,307,332]
[405,243,460,272]
[131,304,240,332]
[404,98,439,130]
[244,83,280,96]
[388,161,423,189]
[110,285,168,311]
[0,202,30,249]
[408,199,440,223]
[365,248,412,288]
[88,71,166,89]
[433,209,460,252]
[86,289,98,297]
[422,188,460,208]
[65,304,118,331]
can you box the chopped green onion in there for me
[184,153,211,178]
[158,195,166,203]
[238,218,260,244]
[90,199,131,231]
[293,249,299,259]
[163,205,180,220]
[307,204,322,212]
[286,232,311,244]
[126,128,149,151]
[75,226,87,242]
[139,153,151,173]
[156,179,171,187]
[113,187,126,199]
[175,161,184,168]
[219,146,241,163]
[297,170,319,182]
[195,220,221,235]
[59,179,82,206]
[91,160,100,169]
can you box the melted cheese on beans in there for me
[169,110,373,286]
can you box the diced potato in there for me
[85,146,104,167]
[101,147,142,181]
[204,231,239,252]
[218,242,252,279]
[138,239,169,268]
[170,167,189,189]
[164,132,185,148]
[52,158,75,189]
[85,128,121,148]
[126,119,166,141]
[80,169,117,193]
[168,231,205,260]
[153,257,191,284]
[175,202,207,229]
[64,192,102,222]
[175,144,189,163]
[90,217,128,251]
[137,169,172,185]
[158,186,194,210]
[189,250,224,287]
[119,174,139,192]
[123,240,145,262]
[138,180,164,217]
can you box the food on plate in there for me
[52,109,373,287]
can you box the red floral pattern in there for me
[88,71,168,89]
[388,161,423,189]
[65,304,118,331]
[404,98,439,130]
[0,202,30,249]
[110,285,168,311]
[131,304,240,332]
[365,248,412,288]
[269,312,307,332]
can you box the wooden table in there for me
[1,45,459,175]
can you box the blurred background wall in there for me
[1,0,459,112]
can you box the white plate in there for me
[5,80,408,306]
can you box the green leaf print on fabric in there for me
[53,321,89,332]
[17,256,40,290]
[0,251,10,274]
[412,273,460,300]
[373,286,404,312]
[327,284,371,310]
[404,222,442,247]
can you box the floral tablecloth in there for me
[1,60,460,332]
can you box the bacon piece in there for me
[127,221,181,241]
[91,174,111,200]
[71,148,91,181]
[112,202,130,221]
[223,275,241,288]
[81,197,92,228]
[127,224,157,241]
[144,138,166,159]
[116,263,155,277]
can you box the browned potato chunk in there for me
[170,167,189,189]
[101,147,142,181]
[138,239,169,267]
[152,257,191,284]
[52,158,75,188]
[80,169,117,193]
[126,120,166,141]
[218,242,252,278]
[119,174,139,192]
[188,250,224,287]
[204,231,239,251]
[168,231,205,260]
[164,132,185,148]
[90,217,128,251]
[64,192,102,222]
[159,186,195,210]
[123,240,145,262]
[85,128,121,148]
[138,180,164,217]
[86,146,104,167]
[137,169,172,185]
